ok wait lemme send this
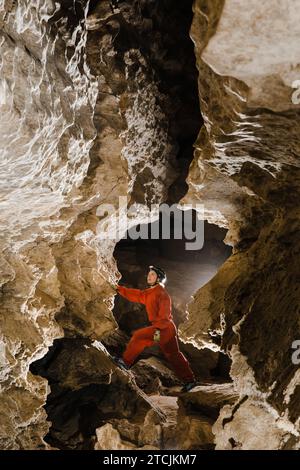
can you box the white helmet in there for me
[148,265,167,284]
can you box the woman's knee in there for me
[132,328,144,338]
[160,343,176,357]
[132,328,152,341]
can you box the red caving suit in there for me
[116,283,195,383]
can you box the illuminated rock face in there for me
[0,0,199,449]
[179,0,300,450]
[0,0,299,450]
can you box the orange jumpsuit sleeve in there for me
[116,285,146,304]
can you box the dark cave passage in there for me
[114,209,232,329]
[112,207,232,379]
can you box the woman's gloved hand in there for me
[153,329,160,342]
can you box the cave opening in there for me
[30,0,233,451]
[111,208,232,379]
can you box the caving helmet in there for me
[148,265,167,285]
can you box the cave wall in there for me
[0,0,168,448]
[0,0,201,449]
[178,0,300,449]
[0,0,299,450]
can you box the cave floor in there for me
[102,358,238,450]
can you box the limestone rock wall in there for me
[0,0,169,448]
[0,0,197,449]
[1,0,299,450]
[179,0,300,449]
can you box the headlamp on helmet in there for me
[148,265,167,285]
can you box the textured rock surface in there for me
[179,0,300,450]
[31,338,166,449]
[178,383,238,420]
[94,387,234,450]
[0,0,114,448]
[1,0,299,451]
[0,0,206,449]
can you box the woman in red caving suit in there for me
[112,265,197,392]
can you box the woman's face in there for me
[147,270,158,285]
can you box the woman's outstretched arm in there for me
[116,285,146,304]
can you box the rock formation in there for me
[179,0,300,450]
[0,0,299,451]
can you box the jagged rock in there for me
[149,394,215,450]
[1,0,299,451]
[176,414,215,450]
[101,329,131,357]
[178,0,300,449]
[0,0,182,448]
[94,424,137,450]
[30,338,167,449]
[96,389,219,450]
[0,0,203,448]
[131,357,181,393]
[169,383,239,450]
[94,423,159,450]
[213,398,294,450]
[178,383,239,420]
[138,408,163,447]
